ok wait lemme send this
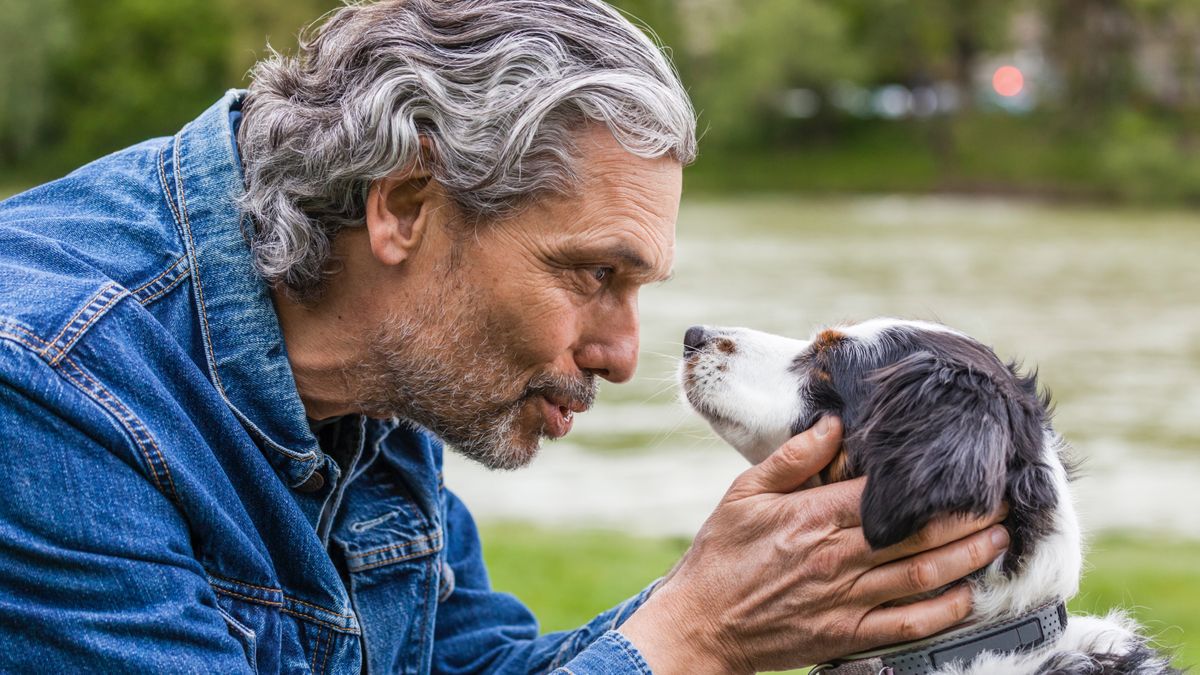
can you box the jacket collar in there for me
[166,89,323,488]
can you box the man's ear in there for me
[849,351,1044,550]
[364,165,437,267]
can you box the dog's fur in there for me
[680,318,1180,675]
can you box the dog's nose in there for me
[683,325,709,357]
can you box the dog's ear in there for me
[850,351,1045,550]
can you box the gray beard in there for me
[344,309,597,471]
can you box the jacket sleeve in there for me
[431,488,658,674]
[0,344,254,673]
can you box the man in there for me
[0,1,1007,672]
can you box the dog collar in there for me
[811,601,1068,675]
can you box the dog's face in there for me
[681,318,1058,561]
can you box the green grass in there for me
[482,524,1198,671]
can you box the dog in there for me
[679,318,1178,675]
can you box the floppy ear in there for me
[850,351,1043,550]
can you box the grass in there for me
[482,524,1198,672]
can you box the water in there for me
[447,195,1200,538]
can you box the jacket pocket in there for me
[216,603,259,675]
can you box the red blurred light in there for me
[992,66,1024,97]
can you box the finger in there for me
[728,416,843,498]
[854,524,1008,605]
[797,477,866,530]
[856,583,974,648]
[868,505,1009,565]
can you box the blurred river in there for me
[447,195,1200,539]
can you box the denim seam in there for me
[347,542,445,572]
[207,572,357,621]
[2,325,179,503]
[136,267,191,306]
[57,355,180,502]
[279,608,360,635]
[157,142,184,231]
[51,286,128,365]
[41,284,114,358]
[345,531,440,560]
[41,284,130,367]
[131,255,189,305]
[609,633,653,675]
[310,624,326,673]
[171,132,318,469]
[318,625,334,675]
[130,255,185,296]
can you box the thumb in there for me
[729,416,843,498]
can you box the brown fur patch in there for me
[819,448,853,485]
[812,328,847,353]
[716,338,736,354]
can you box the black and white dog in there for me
[680,318,1178,675]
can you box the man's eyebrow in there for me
[596,244,674,282]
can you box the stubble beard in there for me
[343,293,597,471]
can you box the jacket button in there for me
[295,471,325,492]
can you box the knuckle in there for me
[907,559,938,592]
[898,613,929,641]
[967,538,990,568]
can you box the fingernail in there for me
[991,526,1010,549]
[815,416,832,437]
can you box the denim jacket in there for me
[0,90,656,674]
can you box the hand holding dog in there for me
[619,416,1010,674]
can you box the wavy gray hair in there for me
[237,0,697,301]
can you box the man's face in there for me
[346,127,682,469]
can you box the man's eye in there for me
[592,267,614,283]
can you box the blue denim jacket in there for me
[0,90,656,674]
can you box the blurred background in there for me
[2,0,1196,668]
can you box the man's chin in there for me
[449,434,543,472]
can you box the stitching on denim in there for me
[345,531,441,560]
[318,626,334,675]
[157,143,183,229]
[310,623,326,672]
[0,327,51,355]
[207,572,284,599]
[286,596,355,619]
[131,255,188,303]
[212,586,359,634]
[42,284,113,357]
[47,286,130,367]
[214,586,283,608]
[58,355,180,502]
[172,133,225,397]
[347,544,446,572]
[130,255,185,296]
[610,633,653,675]
[279,608,360,635]
[170,134,319,471]
[137,267,191,306]
[42,284,127,366]
[207,572,356,621]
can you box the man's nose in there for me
[579,304,640,384]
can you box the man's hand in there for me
[618,416,1009,674]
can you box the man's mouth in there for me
[538,394,589,439]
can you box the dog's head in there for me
[680,318,1059,565]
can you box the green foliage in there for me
[693,0,863,148]
[5,0,1200,203]
[482,524,1199,671]
[1098,110,1200,202]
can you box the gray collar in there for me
[812,601,1068,675]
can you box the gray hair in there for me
[237,0,697,301]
